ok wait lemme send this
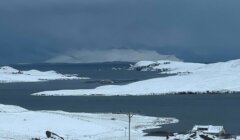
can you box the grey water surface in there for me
[0,63,240,134]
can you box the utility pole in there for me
[128,112,134,140]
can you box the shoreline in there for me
[32,90,240,96]
[0,104,178,140]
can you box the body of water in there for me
[0,63,240,134]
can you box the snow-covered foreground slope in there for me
[0,66,88,83]
[33,59,240,96]
[0,104,178,140]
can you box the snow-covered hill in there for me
[33,59,240,96]
[129,59,240,75]
[129,60,205,74]
[0,104,178,140]
[0,66,88,83]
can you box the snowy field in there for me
[0,104,178,140]
[0,66,88,83]
[33,59,240,96]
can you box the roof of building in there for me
[192,125,225,134]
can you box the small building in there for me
[192,125,226,136]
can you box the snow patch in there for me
[0,104,27,113]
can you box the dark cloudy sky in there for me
[1,0,240,64]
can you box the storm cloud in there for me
[46,49,180,63]
[0,0,240,64]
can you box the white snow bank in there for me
[0,104,178,140]
[0,104,27,113]
[0,66,89,83]
[33,59,240,96]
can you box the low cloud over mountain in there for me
[46,49,180,63]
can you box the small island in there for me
[0,66,89,83]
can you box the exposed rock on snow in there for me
[129,60,205,74]
[0,66,89,83]
[33,59,240,96]
[0,104,178,140]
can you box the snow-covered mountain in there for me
[33,59,240,96]
[0,66,88,83]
